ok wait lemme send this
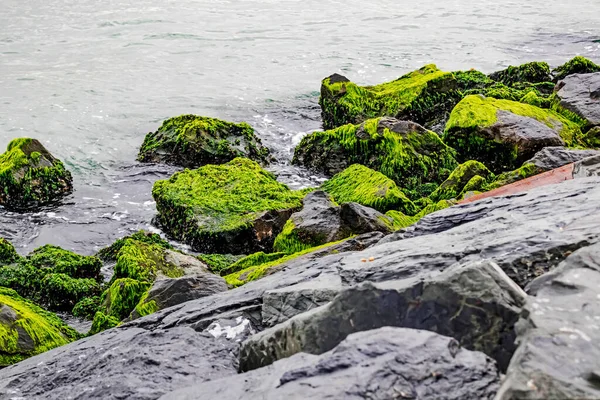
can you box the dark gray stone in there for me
[162,327,500,400]
[496,266,600,399]
[556,72,600,127]
[339,201,394,234]
[239,260,526,372]
[0,326,239,400]
[573,154,600,177]
[163,250,211,276]
[525,146,600,171]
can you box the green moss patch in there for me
[113,240,183,282]
[429,160,492,201]
[40,273,101,312]
[153,157,304,253]
[385,200,453,230]
[72,296,101,320]
[89,311,120,335]
[219,251,286,276]
[489,61,551,87]
[0,238,21,265]
[28,245,101,280]
[197,253,244,274]
[0,138,73,210]
[553,56,600,81]
[483,163,540,191]
[97,278,150,322]
[138,114,270,168]
[96,230,172,262]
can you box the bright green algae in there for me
[0,138,73,210]
[429,160,492,202]
[272,219,319,255]
[0,238,21,265]
[321,164,417,214]
[153,157,304,253]
[0,287,79,366]
[28,244,101,279]
[219,251,286,276]
[96,230,173,262]
[488,61,551,87]
[197,253,244,274]
[552,56,600,81]
[385,199,453,230]
[138,114,270,168]
[293,118,458,199]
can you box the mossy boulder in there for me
[582,127,600,148]
[0,138,73,210]
[72,296,101,320]
[97,278,150,322]
[443,95,582,172]
[96,230,172,262]
[321,164,416,214]
[40,273,101,312]
[293,118,458,199]
[554,72,600,130]
[319,64,460,129]
[89,311,119,335]
[0,287,78,366]
[429,161,492,202]
[489,61,552,88]
[197,253,244,274]
[552,56,600,82]
[137,114,271,168]
[153,158,304,254]
[219,251,286,276]
[483,163,540,191]
[28,244,102,280]
[0,238,21,265]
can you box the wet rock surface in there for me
[556,72,600,127]
[525,146,600,172]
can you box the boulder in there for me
[137,114,270,167]
[489,61,552,88]
[321,164,416,214]
[0,138,73,210]
[497,262,600,399]
[131,273,228,320]
[555,72,600,129]
[429,160,492,201]
[319,64,461,130]
[552,56,600,81]
[272,191,393,254]
[572,154,600,177]
[239,261,525,372]
[0,238,20,265]
[524,146,600,172]
[443,95,577,172]
[0,287,78,366]
[153,158,303,254]
[582,125,600,147]
[293,117,458,197]
[165,328,501,400]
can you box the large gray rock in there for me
[239,261,526,372]
[496,264,600,399]
[556,72,600,128]
[0,326,239,400]
[163,327,501,400]
[573,154,600,177]
[525,146,600,171]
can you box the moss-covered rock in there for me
[0,138,73,210]
[429,161,492,201]
[197,253,244,274]
[321,164,416,214]
[72,296,101,320]
[552,56,600,82]
[153,158,304,254]
[582,127,600,148]
[39,273,101,312]
[443,95,582,172]
[293,118,458,198]
[137,114,271,168]
[385,199,453,230]
[483,163,540,191]
[28,245,102,280]
[489,61,551,87]
[113,240,184,282]
[96,278,150,322]
[219,251,286,276]
[0,262,45,303]
[320,65,461,129]
[0,238,21,265]
[89,311,119,335]
[0,287,78,366]
[459,175,488,199]
[96,230,172,262]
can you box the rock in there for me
[137,114,271,168]
[164,327,501,400]
[163,250,211,276]
[0,326,239,400]
[272,191,393,254]
[197,253,245,274]
[429,160,492,201]
[321,164,417,214]
[496,263,600,399]
[489,61,552,88]
[239,260,525,372]
[0,238,20,265]
[555,72,600,129]
[319,64,461,130]
[0,287,78,366]
[572,154,600,177]
[524,146,600,172]
[219,251,286,276]
[28,244,102,280]
[153,158,303,254]
[293,117,458,197]
[385,199,452,230]
[443,95,576,172]
[96,230,174,262]
[552,56,600,82]
[582,125,600,147]
[131,273,228,320]
[0,138,73,210]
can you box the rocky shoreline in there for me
[0,56,599,399]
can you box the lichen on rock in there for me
[137,114,271,168]
[0,138,73,210]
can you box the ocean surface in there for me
[1,0,599,255]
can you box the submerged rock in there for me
[0,138,73,210]
[293,117,457,197]
[443,95,579,172]
[166,327,500,400]
[319,64,460,129]
[137,114,271,168]
[153,158,303,254]
[555,72,600,129]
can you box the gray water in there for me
[1,0,599,255]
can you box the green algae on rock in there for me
[483,163,540,191]
[552,56,600,82]
[89,311,120,335]
[293,118,457,199]
[443,95,582,172]
[0,287,78,366]
[488,61,552,88]
[137,114,271,168]
[96,230,173,262]
[72,296,101,320]
[219,251,286,276]
[385,199,453,230]
[197,253,244,274]
[153,157,304,254]
[40,273,101,312]
[429,160,492,202]
[0,238,21,265]
[319,65,460,129]
[321,164,417,214]
[28,244,102,280]
[0,138,73,210]
[96,278,150,322]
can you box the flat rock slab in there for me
[525,146,600,172]
[163,327,500,400]
[556,72,600,127]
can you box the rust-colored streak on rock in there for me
[459,163,575,204]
